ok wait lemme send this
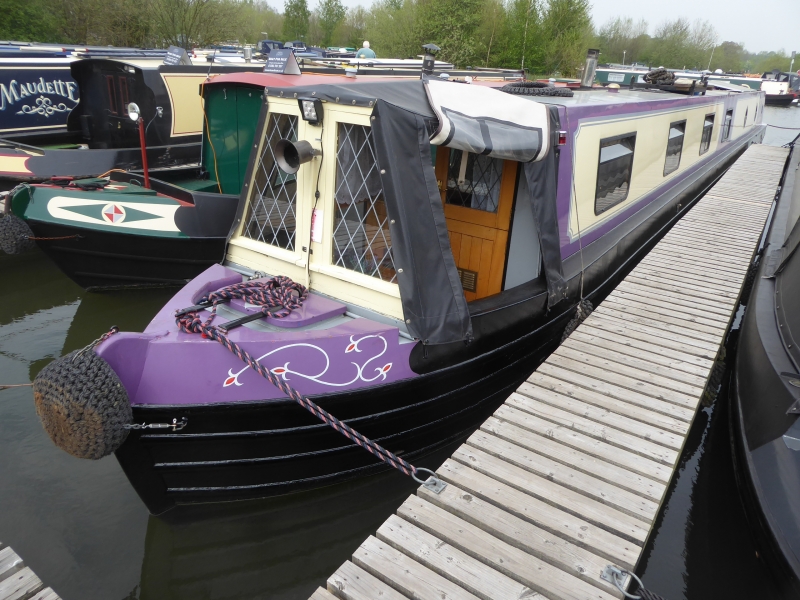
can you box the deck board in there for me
[313,143,788,599]
[0,544,59,600]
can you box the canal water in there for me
[0,106,799,600]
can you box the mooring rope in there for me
[0,383,33,392]
[174,276,444,489]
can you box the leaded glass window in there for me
[242,113,298,250]
[332,123,396,283]
[445,150,503,213]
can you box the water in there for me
[1,105,799,600]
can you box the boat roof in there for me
[202,71,396,88]
[531,87,748,107]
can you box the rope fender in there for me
[0,214,36,255]
[32,329,131,460]
[177,276,446,491]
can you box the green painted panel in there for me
[202,86,239,195]
[235,86,264,195]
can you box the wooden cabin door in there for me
[434,147,517,301]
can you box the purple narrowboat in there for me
[33,72,766,514]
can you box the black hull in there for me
[27,221,226,290]
[116,129,766,515]
[765,94,797,107]
[731,144,800,594]
[116,319,566,514]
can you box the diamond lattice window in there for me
[332,123,396,283]
[242,113,299,250]
[445,150,504,213]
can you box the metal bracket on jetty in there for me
[0,541,61,600]
[309,142,790,600]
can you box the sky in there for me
[267,0,798,56]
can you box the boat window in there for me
[105,75,118,115]
[595,133,636,215]
[445,150,504,213]
[242,113,299,250]
[744,108,748,126]
[663,120,686,176]
[119,77,129,115]
[700,113,715,155]
[331,122,396,282]
[722,109,733,141]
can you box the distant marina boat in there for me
[22,53,768,514]
[0,56,265,188]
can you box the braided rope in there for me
[175,277,418,479]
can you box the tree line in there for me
[0,0,793,76]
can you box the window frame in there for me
[663,119,686,177]
[722,109,734,141]
[594,131,637,216]
[228,101,309,280]
[313,108,401,299]
[105,75,118,115]
[699,113,715,155]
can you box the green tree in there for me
[415,0,483,67]
[317,0,345,47]
[712,41,745,73]
[502,0,541,72]
[150,0,244,49]
[0,0,61,42]
[595,17,649,65]
[283,0,310,41]
[540,0,592,76]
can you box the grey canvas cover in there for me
[424,78,550,163]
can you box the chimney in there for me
[580,49,599,89]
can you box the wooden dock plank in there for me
[468,425,664,515]
[311,141,788,600]
[416,482,623,587]
[377,514,542,600]
[0,568,43,600]
[557,340,710,389]
[535,363,696,422]
[0,543,59,600]
[328,561,410,600]
[434,460,641,567]
[353,536,480,600]
[310,587,340,600]
[514,380,685,450]
[455,441,652,541]
[394,500,619,600]
[524,373,692,434]
[545,354,700,409]
[566,329,713,377]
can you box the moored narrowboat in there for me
[731,138,800,593]
[31,73,766,514]
[0,57,267,188]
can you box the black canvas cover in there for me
[371,100,473,345]
[522,106,566,307]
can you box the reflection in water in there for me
[138,447,453,600]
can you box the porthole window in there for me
[700,114,715,155]
[664,120,686,177]
[595,133,637,215]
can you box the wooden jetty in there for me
[308,143,790,600]
[0,542,60,600]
